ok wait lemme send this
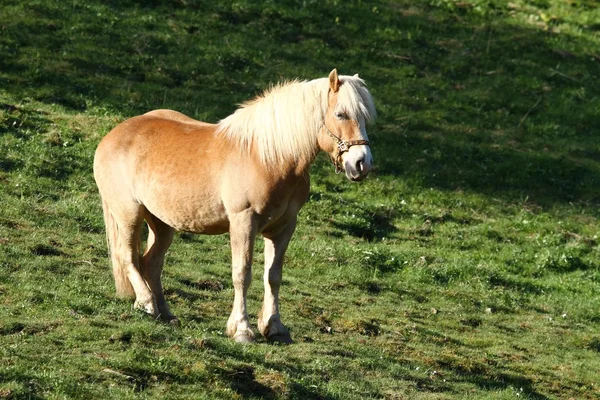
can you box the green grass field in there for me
[1,0,600,398]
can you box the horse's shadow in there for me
[329,204,398,242]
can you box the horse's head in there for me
[319,69,376,182]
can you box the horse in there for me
[93,69,376,343]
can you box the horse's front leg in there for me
[258,218,296,344]
[226,211,257,343]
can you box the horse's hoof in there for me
[232,328,255,344]
[233,333,255,344]
[157,312,180,326]
[267,332,293,344]
[134,300,157,317]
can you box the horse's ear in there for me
[329,68,340,92]
[353,73,359,78]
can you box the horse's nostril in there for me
[356,160,364,173]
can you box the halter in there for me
[323,126,370,174]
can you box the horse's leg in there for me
[258,218,296,344]
[141,212,176,324]
[226,211,257,343]
[113,205,158,316]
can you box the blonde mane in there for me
[216,75,376,167]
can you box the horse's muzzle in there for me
[343,146,372,181]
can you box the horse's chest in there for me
[251,180,310,229]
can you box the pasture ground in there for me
[1,0,600,399]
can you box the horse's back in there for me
[144,109,212,127]
[95,110,218,161]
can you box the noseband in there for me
[323,126,370,174]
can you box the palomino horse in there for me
[93,69,376,343]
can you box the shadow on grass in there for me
[0,103,52,138]
[327,203,399,242]
[210,364,279,400]
[202,332,553,399]
[1,1,599,209]
[365,5,600,207]
[376,130,600,207]
[114,361,275,399]
[456,371,550,400]
[360,5,599,209]
[0,372,46,400]
[200,339,338,400]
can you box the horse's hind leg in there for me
[112,205,158,316]
[141,212,176,324]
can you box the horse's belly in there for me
[145,196,229,235]
[170,211,229,235]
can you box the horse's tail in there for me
[101,198,135,298]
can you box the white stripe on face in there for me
[341,118,372,181]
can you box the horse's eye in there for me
[334,111,348,120]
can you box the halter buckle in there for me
[337,141,349,153]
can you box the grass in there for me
[1,0,600,398]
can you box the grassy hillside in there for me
[1,0,600,399]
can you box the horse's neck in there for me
[292,152,318,177]
[268,147,318,181]
[269,122,324,179]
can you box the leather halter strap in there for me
[324,126,370,174]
